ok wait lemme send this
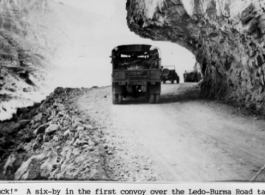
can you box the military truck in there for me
[111,44,162,104]
[183,70,202,82]
[161,65,180,84]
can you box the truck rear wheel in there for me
[149,94,155,104]
[155,94,160,103]
[176,77,180,83]
[112,94,122,104]
[112,93,118,104]
[117,94,122,104]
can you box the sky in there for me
[51,0,195,87]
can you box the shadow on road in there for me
[116,83,201,105]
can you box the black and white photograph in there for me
[0,0,265,183]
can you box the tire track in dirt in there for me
[75,83,265,182]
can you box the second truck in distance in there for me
[161,65,180,84]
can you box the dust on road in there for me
[76,83,265,182]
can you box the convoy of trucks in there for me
[111,44,201,104]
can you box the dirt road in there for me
[76,83,265,182]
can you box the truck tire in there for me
[171,79,174,84]
[149,94,155,103]
[155,94,160,103]
[117,94,122,104]
[112,93,118,104]
[183,75,187,82]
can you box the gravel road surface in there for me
[76,83,265,182]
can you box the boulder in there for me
[34,123,49,135]
[45,124,59,134]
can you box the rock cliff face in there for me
[0,0,72,120]
[126,0,265,112]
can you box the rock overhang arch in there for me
[126,0,265,112]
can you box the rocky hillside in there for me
[126,0,265,112]
[0,0,74,120]
[0,87,110,180]
[0,86,156,181]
